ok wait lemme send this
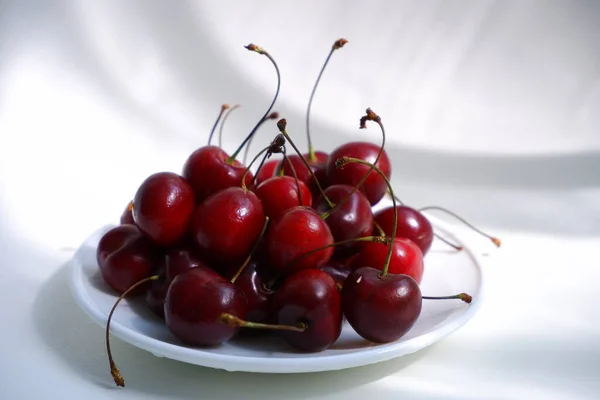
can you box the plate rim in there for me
[68,215,487,373]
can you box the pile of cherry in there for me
[95,40,497,387]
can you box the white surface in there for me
[70,217,482,374]
[1,1,600,399]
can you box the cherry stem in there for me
[305,38,348,160]
[277,118,334,208]
[207,104,229,146]
[218,104,240,149]
[220,313,307,332]
[106,275,159,387]
[321,108,384,220]
[434,232,463,252]
[372,219,386,237]
[241,146,270,192]
[241,133,286,192]
[336,157,396,277]
[286,235,390,271]
[420,206,501,247]
[250,149,271,190]
[422,293,472,304]
[282,147,303,206]
[229,44,280,164]
[231,216,270,283]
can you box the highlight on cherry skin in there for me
[94,38,501,388]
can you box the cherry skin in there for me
[132,172,196,246]
[164,266,247,347]
[97,224,158,294]
[320,259,353,287]
[255,176,312,221]
[270,269,342,352]
[314,184,373,256]
[342,267,422,343]
[192,187,265,267]
[349,237,424,284]
[182,146,253,203]
[255,158,281,186]
[119,201,134,225]
[146,242,210,318]
[279,151,329,201]
[326,142,391,205]
[374,206,434,256]
[265,206,334,275]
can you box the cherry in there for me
[349,237,424,283]
[164,266,247,346]
[315,184,373,256]
[97,224,158,294]
[320,259,353,286]
[265,206,334,275]
[270,269,342,352]
[192,186,265,267]
[374,205,433,256]
[342,267,422,343]
[119,201,134,225]
[132,172,196,246]
[182,146,253,204]
[255,176,312,220]
[255,158,281,186]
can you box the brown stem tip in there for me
[333,38,348,50]
[491,237,502,247]
[267,111,280,120]
[459,293,473,303]
[334,156,351,168]
[277,118,287,131]
[110,360,125,387]
[245,43,265,54]
[359,108,381,129]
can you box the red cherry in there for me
[192,187,265,267]
[255,158,281,186]
[265,206,334,275]
[320,259,352,287]
[97,225,158,294]
[182,146,253,203]
[255,176,312,220]
[349,237,424,284]
[314,184,373,256]
[270,269,342,352]
[164,266,247,346]
[374,206,433,256]
[342,267,422,343]
[280,151,329,201]
[119,201,134,225]
[132,172,196,246]
[326,142,391,205]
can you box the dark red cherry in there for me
[271,269,342,352]
[342,267,422,343]
[280,151,329,201]
[255,158,281,186]
[223,261,274,326]
[349,237,424,284]
[326,142,391,205]
[320,259,353,287]
[164,266,247,346]
[182,146,253,203]
[192,187,265,267]
[255,176,312,220]
[132,172,196,246]
[97,224,158,294]
[374,206,434,256]
[315,184,373,256]
[265,206,334,275]
[119,201,134,225]
[146,273,169,319]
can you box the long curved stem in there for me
[218,104,240,149]
[423,293,472,304]
[231,216,270,283]
[207,104,229,146]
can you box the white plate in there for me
[69,215,485,374]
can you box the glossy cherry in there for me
[315,184,373,256]
[255,158,281,186]
[192,187,265,267]
[326,141,391,205]
[255,176,312,220]
[270,269,342,352]
[320,259,353,286]
[132,172,196,246]
[97,224,158,294]
[265,206,334,275]
[182,146,253,204]
[349,237,424,284]
[119,201,134,225]
[342,267,422,343]
[164,266,247,346]
[374,205,434,256]
[280,151,329,201]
